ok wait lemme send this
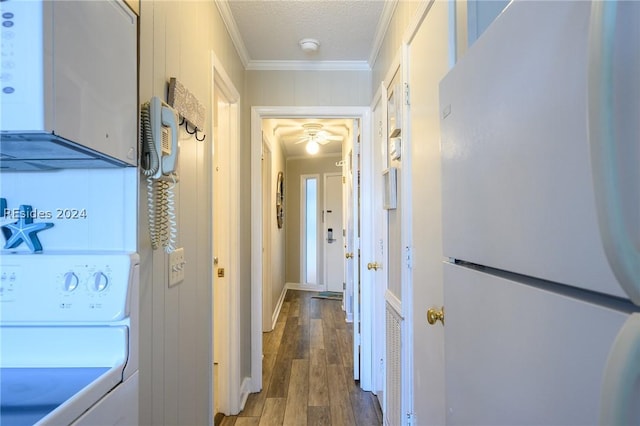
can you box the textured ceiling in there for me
[227,1,386,63]
[218,0,393,69]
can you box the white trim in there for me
[210,51,243,415]
[247,60,370,71]
[238,377,253,412]
[251,105,371,396]
[271,284,288,330]
[285,282,326,293]
[286,152,342,162]
[400,43,414,426]
[403,0,433,45]
[214,1,250,68]
[369,0,399,67]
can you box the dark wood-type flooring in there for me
[219,290,382,426]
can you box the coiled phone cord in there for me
[163,174,178,254]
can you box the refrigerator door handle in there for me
[587,0,640,305]
[600,313,640,424]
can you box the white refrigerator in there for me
[439,1,640,424]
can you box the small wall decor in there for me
[168,77,206,141]
[276,171,284,228]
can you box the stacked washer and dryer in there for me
[0,1,140,424]
[0,253,139,425]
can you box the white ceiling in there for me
[217,0,391,158]
[217,0,394,71]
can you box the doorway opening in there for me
[250,106,372,394]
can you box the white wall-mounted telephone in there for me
[140,96,179,253]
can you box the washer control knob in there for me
[63,272,79,292]
[91,272,109,292]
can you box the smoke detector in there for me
[299,38,320,53]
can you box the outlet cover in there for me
[168,247,185,287]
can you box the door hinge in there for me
[405,246,412,270]
[407,411,416,425]
[404,82,410,106]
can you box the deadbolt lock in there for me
[345,252,354,259]
[217,268,225,278]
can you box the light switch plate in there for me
[168,247,185,287]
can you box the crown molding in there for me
[246,60,371,72]
[215,0,250,68]
[368,0,399,66]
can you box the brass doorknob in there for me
[427,307,445,325]
[367,262,381,271]
[345,253,354,259]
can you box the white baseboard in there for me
[271,285,287,330]
[239,377,252,411]
[285,282,325,292]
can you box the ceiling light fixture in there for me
[299,38,320,53]
[306,139,320,155]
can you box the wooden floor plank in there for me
[283,359,309,426]
[308,406,332,426]
[221,290,381,426]
[308,348,329,407]
[258,398,286,426]
[327,363,356,426]
[310,318,324,349]
[267,359,291,398]
[234,417,260,426]
[322,327,342,366]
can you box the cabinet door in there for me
[444,262,629,425]
[53,0,137,165]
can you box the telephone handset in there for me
[140,96,180,253]
[141,96,179,179]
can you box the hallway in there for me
[219,290,382,425]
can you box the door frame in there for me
[210,51,242,416]
[250,106,371,392]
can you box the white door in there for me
[370,88,388,408]
[343,134,358,379]
[212,89,230,416]
[211,57,241,415]
[406,1,450,423]
[324,173,344,293]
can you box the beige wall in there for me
[261,128,287,322]
[371,1,421,92]
[284,156,343,284]
[245,70,371,107]
[138,1,244,424]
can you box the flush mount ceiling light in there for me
[299,38,320,53]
